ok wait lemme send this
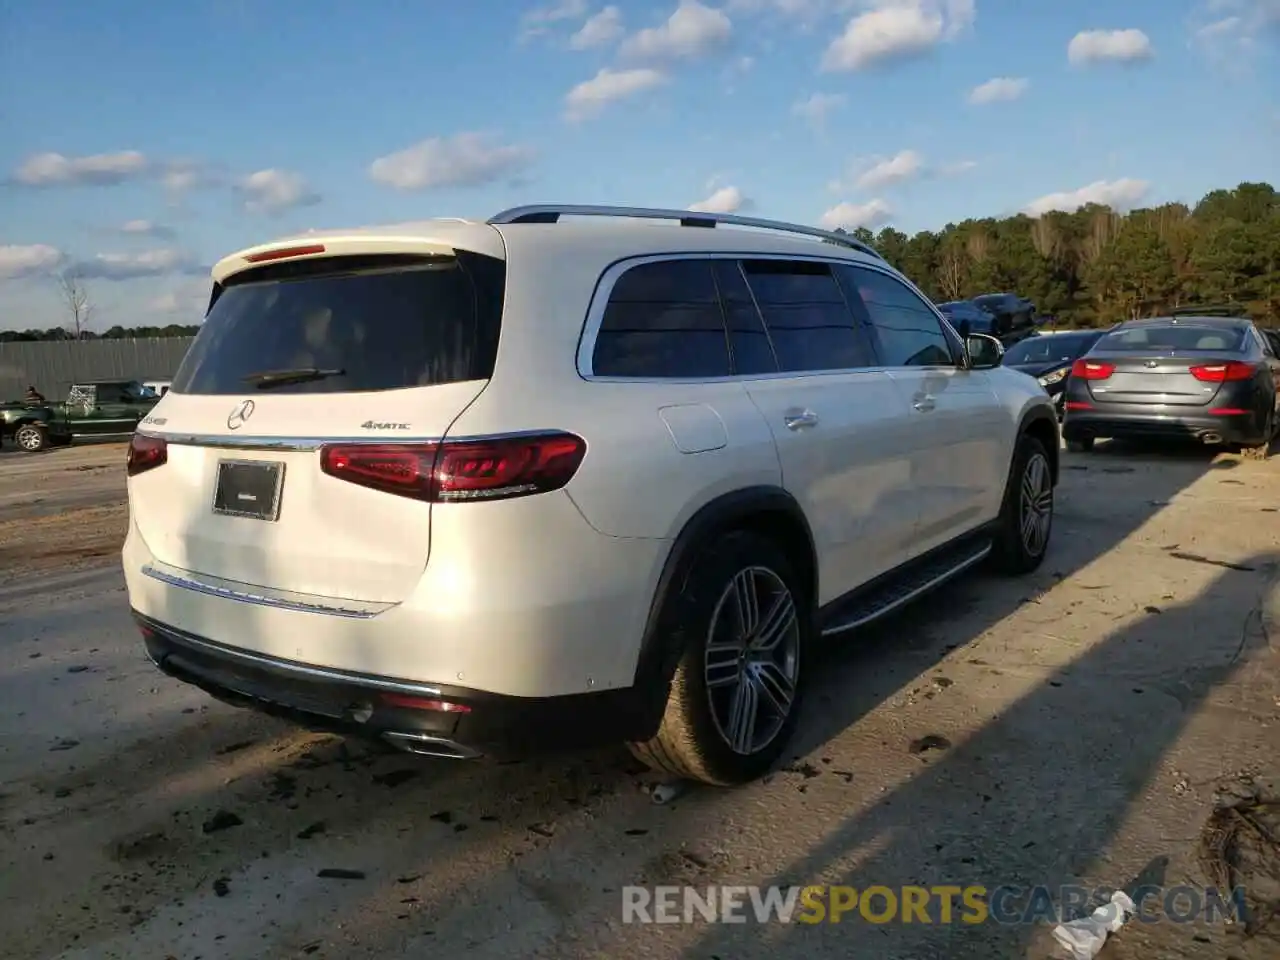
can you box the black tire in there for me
[13,423,48,453]
[627,530,810,786]
[1240,410,1275,461]
[989,434,1054,576]
[1066,437,1094,453]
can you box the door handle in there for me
[784,409,819,430]
[912,394,937,412]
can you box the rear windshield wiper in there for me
[242,367,346,389]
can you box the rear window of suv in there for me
[171,252,505,395]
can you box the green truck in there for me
[0,379,161,453]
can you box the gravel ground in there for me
[0,438,1277,960]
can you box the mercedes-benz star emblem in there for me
[227,399,255,430]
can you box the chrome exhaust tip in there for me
[382,731,481,760]
[1202,433,1222,445]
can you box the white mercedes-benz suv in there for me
[125,204,1059,786]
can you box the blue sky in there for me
[1,0,1277,332]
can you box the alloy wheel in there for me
[704,566,801,756]
[1019,452,1053,556]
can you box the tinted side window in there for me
[839,266,956,367]
[96,384,125,403]
[740,260,871,373]
[593,260,730,378]
[713,261,777,376]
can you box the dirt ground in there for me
[0,438,1277,960]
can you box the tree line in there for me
[2,181,1275,341]
[838,181,1278,327]
[0,324,200,343]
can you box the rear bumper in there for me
[137,611,662,759]
[1061,405,1267,445]
[123,488,668,699]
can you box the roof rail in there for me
[487,204,884,260]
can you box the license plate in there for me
[212,459,285,521]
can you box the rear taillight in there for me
[1070,359,1115,380]
[319,432,587,503]
[127,433,168,476]
[1189,361,1258,382]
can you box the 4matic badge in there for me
[361,420,410,430]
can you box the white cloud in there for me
[940,159,978,176]
[855,149,926,190]
[519,0,590,40]
[726,0,860,23]
[12,150,149,186]
[564,68,668,121]
[368,133,536,190]
[236,169,322,214]
[792,92,846,128]
[0,244,65,281]
[1023,178,1151,216]
[967,76,1029,104]
[688,185,752,213]
[119,219,176,239]
[73,249,203,281]
[1191,1,1280,64]
[819,199,893,230]
[822,0,975,71]
[571,6,624,48]
[160,159,221,197]
[1067,29,1154,65]
[619,1,733,62]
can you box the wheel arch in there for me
[630,486,818,698]
[1018,404,1060,486]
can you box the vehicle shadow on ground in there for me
[670,551,1279,960]
[784,441,1235,762]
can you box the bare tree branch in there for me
[58,268,93,339]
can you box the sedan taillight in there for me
[1189,361,1258,382]
[1069,359,1115,381]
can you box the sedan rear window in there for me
[171,252,505,395]
[1099,324,1246,353]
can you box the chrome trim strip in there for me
[821,543,993,637]
[141,563,389,619]
[144,617,446,697]
[135,427,564,451]
[488,203,885,260]
[134,432,421,451]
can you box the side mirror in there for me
[966,333,1004,369]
